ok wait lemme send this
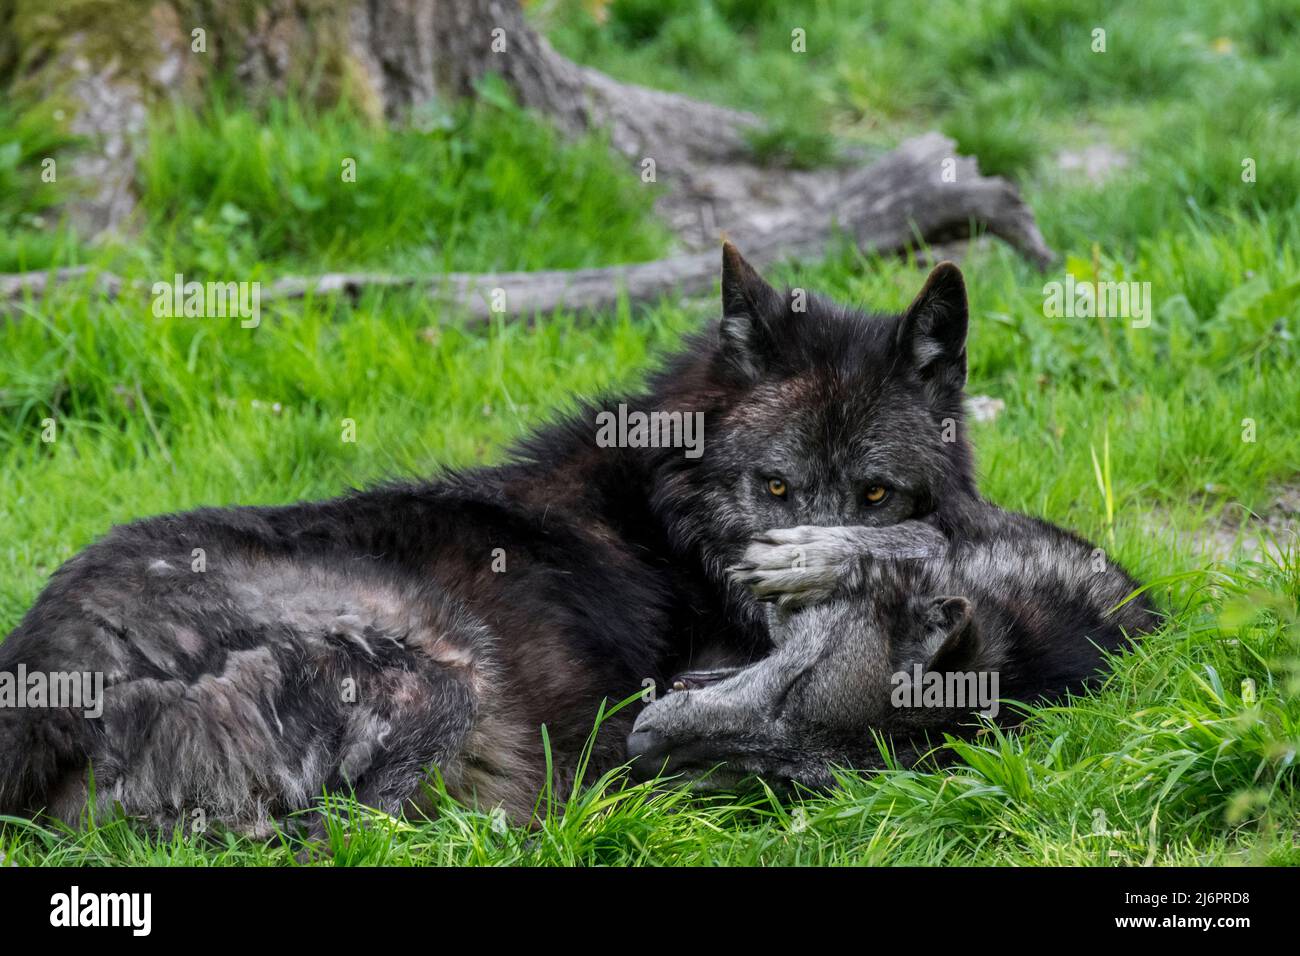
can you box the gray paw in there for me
[728,527,852,608]
[728,522,946,608]
[730,565,841,608]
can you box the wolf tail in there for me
[0,642,90,818]
[0,704,81,818]
[0,705,30,814]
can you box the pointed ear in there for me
[718,241,784,379]
[898,262,968,394]
[721,241,781,317]
[923,596,978,673]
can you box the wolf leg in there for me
[729,521,946,609]
[342,686,479,819]
[628,619,835,784]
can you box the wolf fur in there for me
[627,512,1158,789]
[0,245,987,832]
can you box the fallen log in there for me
[2,132,1052,320]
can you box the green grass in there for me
[1,0,1298,865]
[137,79,670,275]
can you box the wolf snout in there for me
[626,725,670,780]
[626,726,664,760]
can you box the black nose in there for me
[626,727,667,780]
[626,727,663,760]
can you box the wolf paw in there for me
[729,564,840,609]
[728,528,851,608]
[752,522,946,559]
[729,522,947,608]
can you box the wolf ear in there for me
[898,262,968,394]
[718,241,784,379]
[923,595,978,673]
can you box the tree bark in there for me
[1,0,1054,304]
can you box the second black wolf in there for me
[627,514,1158,789]
[0,245,984,833]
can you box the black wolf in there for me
[627,515,1158,789]
[0,245,985,834]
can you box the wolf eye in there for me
[766,477,788,498]
[865,485,889,505]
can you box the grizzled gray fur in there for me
[628,512,1158,789]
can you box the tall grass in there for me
[137,78,670,274]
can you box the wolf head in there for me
[628,561,1006,790]
[647,244,979,582]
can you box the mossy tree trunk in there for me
[0,0,1053,309]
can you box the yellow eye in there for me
[865,485,888,504]
[766,477,788,498]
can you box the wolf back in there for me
[0,246,988,831]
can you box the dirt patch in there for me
[1144,485,1299,564]
[1054,143,1129,185]
[966,394,1006,423]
